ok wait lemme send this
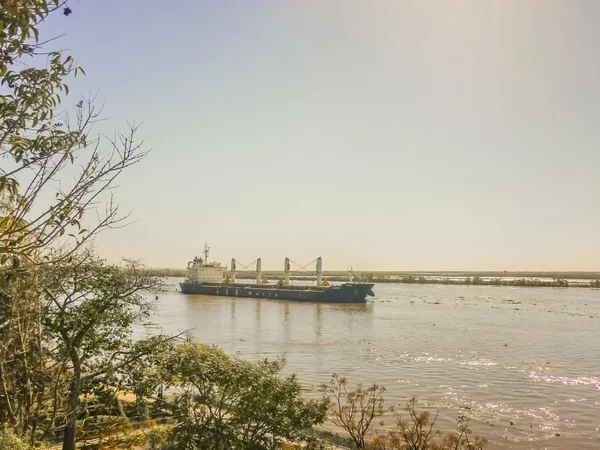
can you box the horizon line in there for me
[146,267,600,274]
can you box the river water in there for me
[143,279,600,449]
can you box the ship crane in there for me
[288,258,319,272]
[285,257,323,286]
[230,258,262,284]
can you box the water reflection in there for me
[327,302,372,312]
[254,299,261,327]
[315,304,322,339]
[283,302,290,343]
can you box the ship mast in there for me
[203,243,210,263]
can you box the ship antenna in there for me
[203,243,210,263]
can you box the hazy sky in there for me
[39,0,600,271]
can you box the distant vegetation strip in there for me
[147,268,187,277]
[147,269,600,288]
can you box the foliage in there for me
[396,398,439,449]
[321,374,390,449]
[161,342,328,450]
[434,415,487,450]
[145,425,174,450]
[381,275,578,288]
[353,272,375,283]
[145,268,187,278]
[0,261,47,436]
[0,2,151,448]
[302,435,333,450]
[0,425,29,450]
[149,268,600,288]
[41,251,175,450]
[117,339,175,420]
[373,398,487,450]
[117,423,173,450]
[551,278,569,288]
[1,1,146,268]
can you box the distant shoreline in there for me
[147,269,600,289]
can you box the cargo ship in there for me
[179,244,375,303]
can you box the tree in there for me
[354,272,374,282]
[42,251,175,450]
[1,1,146,267]
[162,342,328,450]
[376,398,439,450]
[0,262,47,439]
[321,374,390,449]
[373,398,487,450]
[552,278,569,288]
[435,415,487,450]
[118,339,174,421]
[0,1,149,445]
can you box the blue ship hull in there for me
[179,282,375,303]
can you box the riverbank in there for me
[147,268,600,288]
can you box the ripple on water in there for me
[147,280,600,450]
[529,371,600,390]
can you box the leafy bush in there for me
[161,343,328,450]
[0,426,28,450]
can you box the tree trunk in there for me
[62,423,77,450]
[62,379,80,450]
[62,351,81,450]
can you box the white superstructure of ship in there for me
[185,244,226,284]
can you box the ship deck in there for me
[199,282,330,292]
